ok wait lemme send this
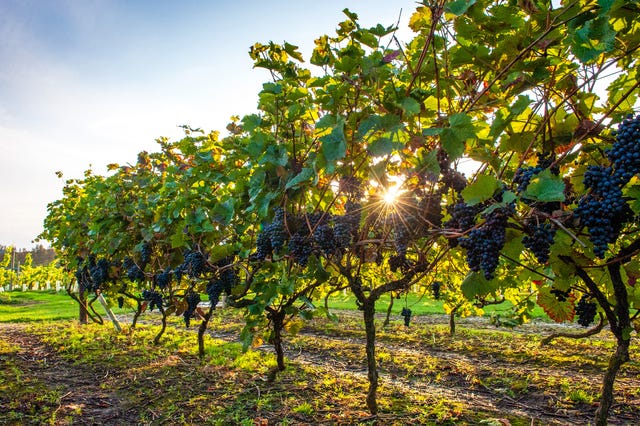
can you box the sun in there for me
[383,185,403,205]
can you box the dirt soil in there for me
[1,313,639,425]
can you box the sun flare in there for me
[383,185,403,205]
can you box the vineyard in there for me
[21,1,640,425]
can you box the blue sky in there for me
[0,0,415,249]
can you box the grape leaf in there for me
[461,175,501,205]
[536,286,576,323]
[461,272,498,299]
[523,169,565,202]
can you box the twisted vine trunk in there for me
[362,299,378,415]
[595,338,630,426]
[272,311,286,372]
[197,306,214,358]
[153,309,167,345]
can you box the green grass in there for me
[325,292,548,319]
[0,291,130,322]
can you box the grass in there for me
[0,290,130,323]
[325,291,548,319]
[1,291,638,424]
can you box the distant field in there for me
[325,292,548,319]
[0,290,549,323]
[0,291,130,322]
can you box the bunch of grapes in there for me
[267,208,288,253]
[550,287,570,302]
[89,258,110,290]
[140,243,152,266]
[155,268,172,290]
[75,264,91,292]
[288,232,313,266]
[513,153,558,194]
[522,222,556,264]
[393,221,412,257]
[576,165,632,258]
[124,257,145,283]
[142,289,163,312]
[183,291,201,327]
[431,281,442,300]
[388,254,407,272]
[458,205,512,280]
[313,223,335,255]
[339,175,364,200]
[251,229,273,261]
[575,115,640,258]
[444,200,481,247]
[206,280,224,309]
[441,168,468,193]
[401,307,412,327]
[182,250,208,278]
[608,114,640,184]
[576,295,597,327]
[117,296,124,309]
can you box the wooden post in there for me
[97,293,122,332]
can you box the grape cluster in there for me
[576,295,597,327]
[522,222,556,264]
[575,115,640,258]
[608,114,640,183]
[444,201,481,247]
[124,257,145,283]
[88,257,109,290]
[313,224,335,255]
[75,264,90,292]
[513,153,558,194]
[576,165,632,258]
[550,288,570,302]
[140,243,152,265]
[250,205,361,265]
[458,205,512,280]
[142,289,163,312]
[339,175,364,200]
[155,268,172,290]
[388,254,407,272]
[206,280,224,309]
[183,291,201,327]
[182,250,208,278]
[431,281,442,300]
[117,296,124,309]
[401,307,412,327]
[251,230,273,261]
[393,220,412,257]
[442,169,468,193]
[438,149,468,193]
[288,232,313,266]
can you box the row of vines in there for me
[39,1,640,424]
[0,247,69,289]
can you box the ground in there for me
[0,310,639,425]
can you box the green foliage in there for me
[38,1,640,421]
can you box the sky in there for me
[0,0,416,249]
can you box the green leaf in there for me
[262,82,282,94]
[285,167,316,190]
[523,169,565,202]
[461,175,501,205]
[357,115,383,139]
[569,16,616,63]
[400,97,421,116]
[283,42,304,62]
[461,272,498,299]
[321,120,347,163]
[445,0,477,16]
[368,137,393,156]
